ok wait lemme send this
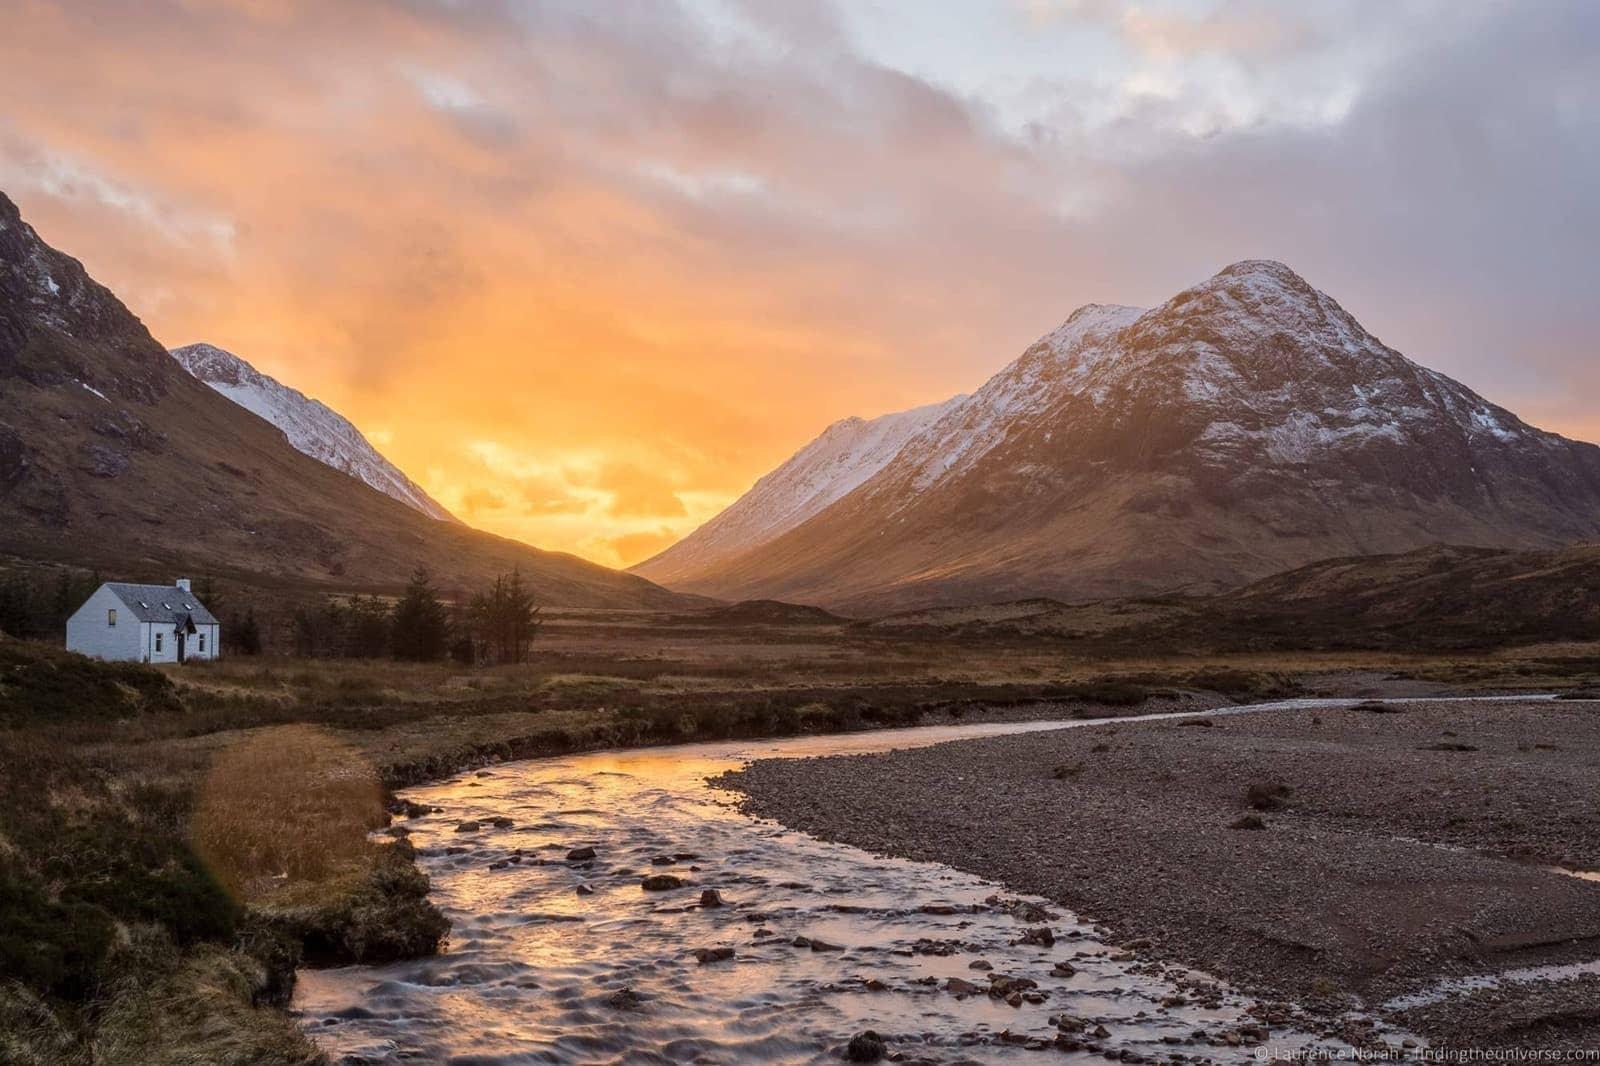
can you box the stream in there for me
[292,704,1511,1063]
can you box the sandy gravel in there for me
[718,698,1600,1042]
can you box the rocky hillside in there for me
[651,261,1600,613]
[171,342,457,523]
[0,192,691,608]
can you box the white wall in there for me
[64,585,223,663]
[193,623,220,660]
[145,620,177,664]
[65,586,143,661]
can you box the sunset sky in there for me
[3,1,1596,567]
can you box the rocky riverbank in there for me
[718,698,1600,1047]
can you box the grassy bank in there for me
[5,619,1600,1061]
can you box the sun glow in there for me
[4,2,1595,567]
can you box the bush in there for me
[0,864,117,1000]
[0,644,179,725]
[0,731,239,1003]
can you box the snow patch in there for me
[169,343,458,522]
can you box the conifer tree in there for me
[391,567,450,662]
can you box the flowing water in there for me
[294,703,1551,1064]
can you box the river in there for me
[293,708,1445,1063]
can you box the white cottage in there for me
[66,579,221,663]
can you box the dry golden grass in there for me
[190,725,386,900]
[92,944,325,1066]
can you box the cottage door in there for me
[177,628,187,664]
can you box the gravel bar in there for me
[717,698,1600,1044]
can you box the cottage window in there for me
[155,632,163,653]
[198,633,206,653]
[107,608,117,627]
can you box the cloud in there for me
[601,528,681,568]
[1,0,1596,567]
[458,487,505,515]
[517,474,592,517]
[593,462,687,520]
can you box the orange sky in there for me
[4,2,1596,567]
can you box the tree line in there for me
[0,571,263,652]
[0,570,102,641]
[0,566,538,664]
[291,566,541,663]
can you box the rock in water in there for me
[642,874,684,891]
[605,987,642,1010]
[1014,926,1055,946]
[845,1030,887,1063]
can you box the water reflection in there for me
[294,720,1408,1063]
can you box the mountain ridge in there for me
[641,259,1600,612]
[632,394,963,587]
[170,342,457,523]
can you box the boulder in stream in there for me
[844,1030,887,1063]
[642,874,684,891]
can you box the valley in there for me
[1,89,1597,1065]
[7,613,1600,1061]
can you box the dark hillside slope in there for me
[0,192,690,607]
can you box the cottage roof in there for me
[103,583,220,626]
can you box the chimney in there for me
[176,578,192,592]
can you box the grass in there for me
[4,614,1600,1060]
[191,725,387,894]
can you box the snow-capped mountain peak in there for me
[632,259,1600,612]
[169,343,458,523]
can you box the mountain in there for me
[170,342,456,523]
[644,260,1600,613]
[0,191,691,609]
[633,396,962,588]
